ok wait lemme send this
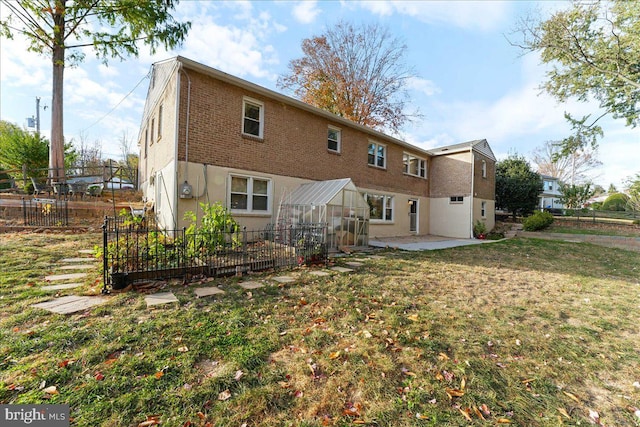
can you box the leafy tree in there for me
[0,0,191,182]
[278,21,418,134]
[513,1,640,150]
[531,140,601,184]
[592,184,606,196]
[0,120,49,178]
[559,183,594,209]
[607,183,618,194]
[496,155,543,220]
[626,174,640,212]
[602,193,629,211]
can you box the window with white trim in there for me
[144,128,148,158]
[450,196,464,204]
[157,104,163,140]
[403,153,427,178]
[481,201,486,217]
[327,126,341,152]
[229,175,271,213]
[242,98,264,138]
[367,141,386,168]
[150,118,155,144]
[481,159,487,178]
[363,193,393,222]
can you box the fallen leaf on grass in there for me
[94,372,105,381]
[415,413,429,420]
[58,359,72,368]
[177,346,189,352]
[407,314,419,322]
[446,388,465,399]
[154,371,164,379]
[218,389,231,401]
[329,351,341,360]
[459,408,473,422]
[43,385,58,395]
[437,352,449,361]
[234,370,244,381]
[563,390,580,403]
[557,407,571,419]
[473,406,486,420]
[496,418,512,424]
[138,415,161,427]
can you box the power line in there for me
[81,71,150,132]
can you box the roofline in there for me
[173,56,434,157]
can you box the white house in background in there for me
[539,175,564,210]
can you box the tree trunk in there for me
[49,2,66,183]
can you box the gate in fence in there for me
[22,198,69,226]
[102,217,328,293]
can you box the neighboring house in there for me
[539,175,565,210]
[137,56,496,248]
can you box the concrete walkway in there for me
[369,235,486,251]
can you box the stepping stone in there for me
[308,271,331,277]
[45,272,87,282]
[33,295,108,314]
[367,255,384,259]
[145,292,179,307]
[330,266,354,273]
[350,258,369,262]
[345,262,364,268]
[58,264,94,270]
[41,283,83,291]
[78,249,94,254]
[194,287,225,298]
[60,257,95,263]
[239,281,264,290]
[272,276,296,284]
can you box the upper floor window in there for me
[229,175,271,213]
[242,98,264,138]
[327,126,341,153]
[547,181,553,191]
[157,104,163,140]
[450,196,464,204]
[481,159,487,178]
[144,128,148,158]
[363,193,393,222]
[403,153,427,178]
[367,141,386,168]
[150,118,155,144]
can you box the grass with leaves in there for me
[1,232,639,426]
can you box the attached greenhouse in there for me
[277,178,369,251]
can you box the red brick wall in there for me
[176,71,430,197]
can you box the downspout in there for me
[173,62,181,229]
[469,148,475,238]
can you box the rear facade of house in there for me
[138,56,495,246]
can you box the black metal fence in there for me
[22,197,69,226]
[101,218,328,293]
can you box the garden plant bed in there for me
[1,232,639,426]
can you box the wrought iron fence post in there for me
[22,197,26,226]
[242,226,248,273]
[102,218,108,294]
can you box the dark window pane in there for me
[231,194,247,210]
[245,103,260,120]
[244,118,260,136]
[253,195,268,211]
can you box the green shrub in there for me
[522,211,554,231]
[473,220,487,238]
[602,193,630,211]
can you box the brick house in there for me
[138,56,496,246]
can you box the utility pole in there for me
[36,97,41,134]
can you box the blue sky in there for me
[1,1,638,188]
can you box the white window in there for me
[450,196,464,204]
[403,153,427,178]
[547,181,553,191]
[229,175,271,213]
[367,141,386,168]
[481,159,487,178]
[157,104,163,140]
[481,201,486,217]
[150,118,155,144]
[144,128,148,158]
[242,98,264,138]
[328,126,341,152]
[364,193,393,222]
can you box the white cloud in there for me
[292,1,321,24]
[406,77,440,97]
[357,1,513,32]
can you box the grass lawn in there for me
[1,232,639,426]
[548,224,640,238]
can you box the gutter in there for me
[173,63,181,230]
[469,147,475,238]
